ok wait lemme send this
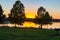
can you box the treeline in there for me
[52,19,60,22]
[0,0,52,29]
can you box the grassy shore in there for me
[0,26,60,40]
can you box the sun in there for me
[25,13,36,18]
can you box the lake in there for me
[0,22,60,29]
[23,22,60,29]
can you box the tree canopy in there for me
[36,6,52,29]
[9,0,25,26]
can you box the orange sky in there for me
[3,5,60,19]
[25,7,60,19]
[4,9,60,19]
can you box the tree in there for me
[0,4,4,23]
[43,12,52,24]
[36,6,52,29]
[37,7,45,18]
[9,0,25,27]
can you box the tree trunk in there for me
[15,23,16,27]
[40,23,43,29]
[39,26,40,28]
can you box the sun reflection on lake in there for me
[23,22,39,28]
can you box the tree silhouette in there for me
[36,6,52,29]
[37,7,45,18]
[0,4,4,23]
[3,14,6,19]
[43,12,52,24]
[9,0,25,27]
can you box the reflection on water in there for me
[23,22,39,28]
[0,22,60,29]
[42,22,60,29]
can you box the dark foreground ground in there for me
[0,26,60,40]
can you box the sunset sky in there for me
[0,0,60,19]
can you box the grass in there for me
[0,26,60,40]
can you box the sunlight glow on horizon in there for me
[4,9,60,19]
[25,13,36,18]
